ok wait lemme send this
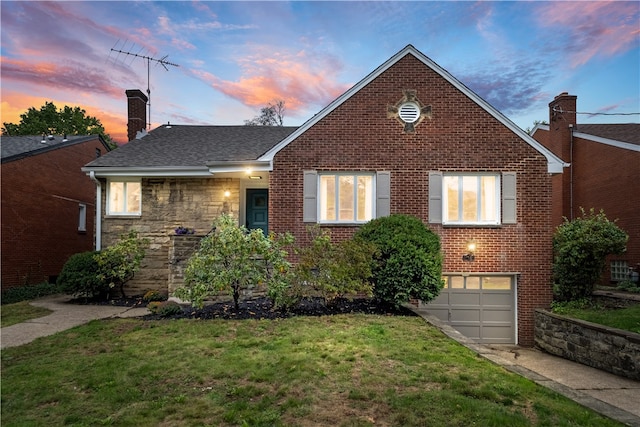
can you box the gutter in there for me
[89,171,102,250]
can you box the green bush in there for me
[56,251,107,299]
[147,300,183,316]
[1,281,64,305]
[289,226,376,306]
[95,230,149,298]
[175,214,293,310]
[617,280,640,293]
[553,208,628,301]
[354,214,443,308]
[143,290,167,302]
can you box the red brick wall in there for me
[1,140,104,290]
[571,138,640,283]
[270,54,555,346]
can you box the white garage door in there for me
[422,274,516,344]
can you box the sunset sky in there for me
[1,1,638,144]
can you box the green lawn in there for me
[1,314,623,426]
[1,301,52,327]
[555,303,640,333]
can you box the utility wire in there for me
[552,107,640,116]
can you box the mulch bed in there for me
[70,295,416,321]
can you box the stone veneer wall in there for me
[169,235,202,294]
[534,309,640,380]
[101,177,238,295]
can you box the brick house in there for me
[83,45,565,345]
[1,134,111,290]
[532,93,640,285]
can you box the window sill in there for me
[442,223,502,229]
[105,214,142,218]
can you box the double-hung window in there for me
[107,180,141,216]
[303,171,390,224]
[443,174,500,225]
[319,174,374,223]
[429,171,516,225]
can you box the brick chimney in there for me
[126,89,148,142]
[548,92,577,222]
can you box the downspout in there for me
[89,171,102,250]
[569,124,574,220]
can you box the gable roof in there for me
[1,134,107,163]
[260,44,566,173]
[532,124,640,152]
[83,125,298,177]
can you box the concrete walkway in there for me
[1,294,149,349]
[2,295,639,426]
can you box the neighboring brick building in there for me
[83,45,565,345]
[532,93,640,285]
[1,134,111,290]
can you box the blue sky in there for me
[2,1,638,143]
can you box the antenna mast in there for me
[109,41,179,129]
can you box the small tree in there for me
[290,226,376,305]
[244,100,286,126]
[95,230,149,298]
[354,214,443,308]
[553,208,628,301]
[175,214,293,309]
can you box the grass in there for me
[1,314,623,426]
[553,302,640,334]
[1,301,53,327]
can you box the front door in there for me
[246,189,268,235]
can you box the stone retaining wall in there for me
[534,309,640,380]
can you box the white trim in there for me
[259,45,566,174]
[83,166,212,178]
[239,177,270,229]
[532,124,640,152]
[106,179,142,216]
[572,132,640,152]
[442,173,501,226]
[317,172,376,224]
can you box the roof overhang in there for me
[259,45,567,175]
[82,166,213,178]
[82,160,273,178]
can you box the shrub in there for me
[143,290,166,302]
[56,251,107,299]
[147,300,183,316]
[617,280,640,293]
[289,226,376,306]
[1,281,64,305]
[95,230,149,298]
[175,214,293,309]
[354,214,443,308]
[553,208,628,301]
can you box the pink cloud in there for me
[189,48,349,113]
[1,57,124,99]
[536,1,640,67]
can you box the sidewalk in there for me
[1,294,149,349]
[409,308,640,427]
[2,295,639,426]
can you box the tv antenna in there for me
[108,40,179,129]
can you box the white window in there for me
[610,261,629,282]
[107,180,141,215]
[319,174,373,223]
[78,204,87,232]
[442,174,500,225]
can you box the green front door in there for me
[246,189,268,235]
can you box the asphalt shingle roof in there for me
[575,124,640,146]
[85,125,299,168]
[1,135,100,162]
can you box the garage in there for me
[422,274,516,344]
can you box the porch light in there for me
[463,240,476,262]
[224,190,231,198]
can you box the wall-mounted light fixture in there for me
[223,189,231,198]
[462,240,476,262]
[248,176,262,180]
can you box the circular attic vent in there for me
[398,102,421,123]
